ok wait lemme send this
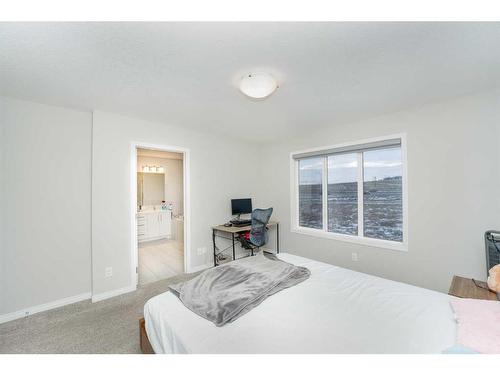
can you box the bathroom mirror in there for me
[137,172,165,207]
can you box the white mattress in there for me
[144,253,457,353]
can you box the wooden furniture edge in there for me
[448,275,459,296]
[448,275,497,301]
[212,220,279,233]
[139,317,155,354]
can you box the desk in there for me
[212,221,279,266]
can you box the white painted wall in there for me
[1,89,499,318]
[0,106,5,311]
[137,156,183,216]
[0,97,92,315]
[92,111,259,296]
[257,90,500,293]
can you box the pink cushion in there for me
[450,298,500,354]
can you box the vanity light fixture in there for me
[142,165,164,173]
[239,73,278,99]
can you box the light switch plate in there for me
[105,266,113,278]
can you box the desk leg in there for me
[213,229,217,267]
[276,223,280,254]
[232,233,236,261]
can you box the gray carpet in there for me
[0,272,196,354]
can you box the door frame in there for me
[130,142,190,286]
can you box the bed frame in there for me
[139,318,155,354]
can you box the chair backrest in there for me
[250,208,273,247]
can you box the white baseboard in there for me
[91,285,136,303]
[188,263,213,273]
[0,292,91,324]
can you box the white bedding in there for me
[144,253,457,353]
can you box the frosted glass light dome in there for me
[239,73,278,99]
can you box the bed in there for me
[142,253,457,354]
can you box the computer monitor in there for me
[231,198,252,217]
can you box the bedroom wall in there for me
[0,108,5,313]
[92,111,260,297]
[257,90,500,293]
[0,97,92,317]
[1,89,498,319]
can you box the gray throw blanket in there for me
[169,253,310,326]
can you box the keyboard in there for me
[230,219,251,227]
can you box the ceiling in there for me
[1,22,500,143]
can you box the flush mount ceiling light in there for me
[239,73,278,99]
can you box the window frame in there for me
[290,134,408,252]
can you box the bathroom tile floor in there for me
[138,239,184,285]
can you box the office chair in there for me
[239,207,273,255]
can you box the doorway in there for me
[131,144,190,286]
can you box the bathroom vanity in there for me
[137,209,172,242]
[137,170,173,242]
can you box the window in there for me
[298,157,323,229]
[293,135,406,250]
[363,147,403,242]
[327,153,358,235]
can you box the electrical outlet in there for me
[197,247,207,255]
[105,266,113,278]
[351,253,358,262]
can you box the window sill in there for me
[291,226,408,252]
